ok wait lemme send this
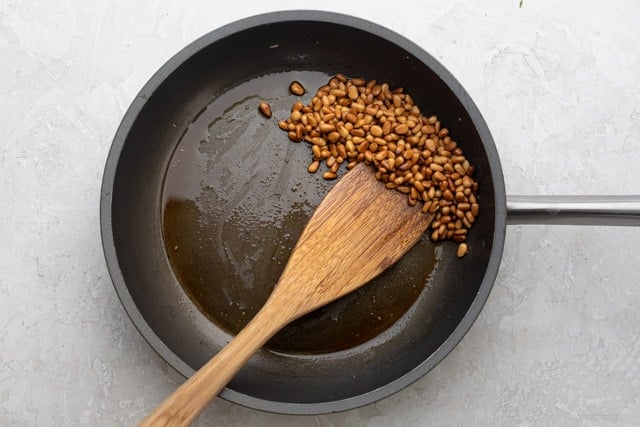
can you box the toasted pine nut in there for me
[259,101,272,118]
[456,243,468,258]
[289,81,306,96]
[308,161,320,173]
[322,171,337,180]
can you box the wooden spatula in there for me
[139,163,434,426]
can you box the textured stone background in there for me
[2,1,640,425]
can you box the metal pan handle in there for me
[506,195,640,226]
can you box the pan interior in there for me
[161,70,438,354]
[106,14,501,412]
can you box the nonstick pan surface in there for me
[100,11,506,414]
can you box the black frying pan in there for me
[100,11,639,415]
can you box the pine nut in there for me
[321,113,336,123]
[465,211,475,224]
[348,85,359,100]
[453,235,466,243]
[327,131,340,143]
[352,102,365,113]
[345,140,356,153]
[366,106,378,116]
[337,144,347,158]
[308,161,320,173]
[307,115,318,126]
[351,128,365,137]
[290,110,302,123]
[370,125,383,137]
[456,243,468,258]
[322,171,337,180]
[430,163,444,172]
[395,124,409,135]
[433,171,446,182]
[319,122,335,133]
[259,101,272,118]
[289,81,306,96]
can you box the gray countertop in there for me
[2,1,640,425]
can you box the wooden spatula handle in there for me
[138,164,434,425]
[138,302,289,426]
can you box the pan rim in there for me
[100,9,507,415]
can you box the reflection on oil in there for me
[162,71,437,354]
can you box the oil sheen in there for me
[162,71,437,354]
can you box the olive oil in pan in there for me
[162,71,437,354]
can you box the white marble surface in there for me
[2,1,640,425]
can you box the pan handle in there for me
[506,195,640,226]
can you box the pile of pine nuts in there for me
[276,75,479,257]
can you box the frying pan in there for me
[100,11,640,414]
